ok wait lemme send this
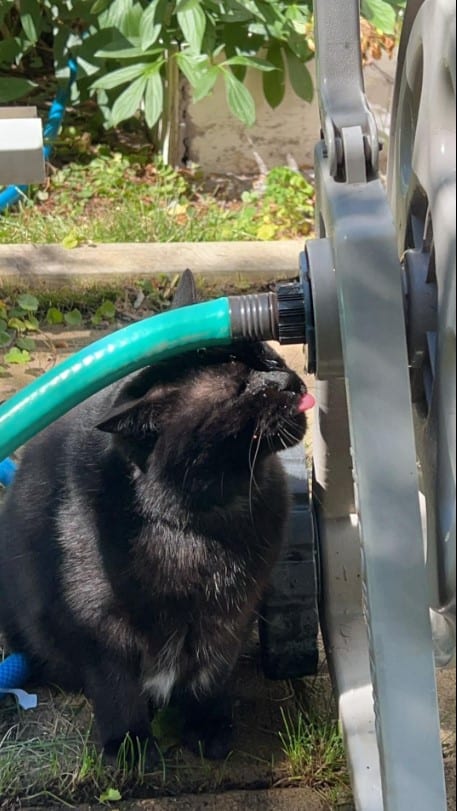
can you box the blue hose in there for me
[0,58,77,213]
[0,457,16,487]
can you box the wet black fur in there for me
[0,271,308,761]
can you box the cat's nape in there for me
[0,270,309,764]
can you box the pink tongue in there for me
[297,393,316,413]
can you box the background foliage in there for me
[1,0,404,129]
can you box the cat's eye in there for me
[267,359,282,370]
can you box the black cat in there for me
[0,271,310,763]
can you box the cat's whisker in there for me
[248,423,262,493]
[279,422,301,445]
[275,432,289,453]
[248,424,264,521]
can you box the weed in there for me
[0,698,157,805]
[239,167,315,241]
[115,733,155,784]
[0,294,41,367]
[279,705,350,795]
[0,291,120,371]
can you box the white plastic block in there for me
[0,110,45,185]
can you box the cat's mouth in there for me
[296,392,315,413]
[252,391,314,447]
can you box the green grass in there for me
[0,148,314,246]
[278,701,351,799]
[0,691,166,806]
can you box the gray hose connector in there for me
[229,293,279,341]
[229,283,308,346]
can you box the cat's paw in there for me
[183,719,233,760]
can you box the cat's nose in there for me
[268,371,298,392]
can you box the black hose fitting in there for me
[275,281,307,345]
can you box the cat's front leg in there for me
[84,660,159,767]
[177,691,234,760]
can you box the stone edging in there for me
[0,241,305,288]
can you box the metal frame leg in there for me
[311,1,448,808]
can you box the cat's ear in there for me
[170,269,198,309]
[96,396,159,440]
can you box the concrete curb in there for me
[0,241,304,288]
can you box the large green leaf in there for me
[122,3,144,38]
[361,0,397,34]
[285,49,313,103]
[177,4,206,53]
[91,0,112,12]
[225,55,275,72]
[144,71,164,128]
[111,73,147,125]
[263,44,285,109]
[20,0,42,44]
[193,65,220,102]
[99,0,136,29]
[96,45,162,59]
[140,1,162,51]
[0,39,22,65]
[175,52,208,87]
[64,309,83,327]
[176,0,201,10]
[17,294,39,312]
[0,77,36,103]
[91,63,149,90]
[16,336,36,352]
[224,70,256,127]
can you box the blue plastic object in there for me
[0,457,16,487]
[0,58,77,212]
[0,653,31,691]
[0,463,30,697]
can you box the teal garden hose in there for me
[0,286,308,460]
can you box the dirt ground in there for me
[0,326,455,811]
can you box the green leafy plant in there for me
[0,293,40,365]
[0,0,404,137]
[233,166,314,240]
[0,291,118,368]
[98,787,122,804]
[0,149,315,244]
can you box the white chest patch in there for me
[143,668,176,705]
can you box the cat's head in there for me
[97,271,311,484]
